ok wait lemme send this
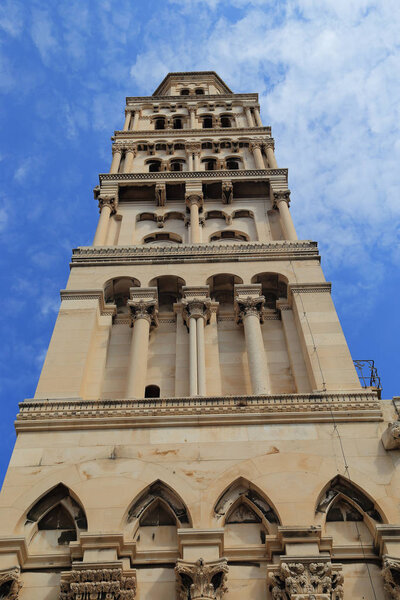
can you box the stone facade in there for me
[0,71,398,599]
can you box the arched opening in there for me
[170,159,185,172]
[137,212,156,223]
[195,88,204,95]
[173,117,183,130]
[148,159,162,172]
[180,89,190,96]
[226,158,240,170]
[210,230,249,243]
[202,116,213,129]
[143,232,182,245]
[202,158,217,171]
[25,484,87,551]
[174,142,185,151]
[205,210,227,221]
[201,142,213,150]
[220,115,232,128]
[145,384,160,398]
[155,117,166,130]
[251,273,288,309]
[104,277,140,314]
[316,476,384,548]
[233,209,253,219]
[207,273,243,312]
[155,143,167,152]
[164,211,185,223]
[149,275,185,312]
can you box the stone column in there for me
[123,144,136,173]
[273,190,297,241]
[189,107,196,128]
[235,284,270,395]
[93,195,117,246]
[110,145,123,173]
[186,192,203,244]
[245,106,254,127]
[254,106,263,127]
[126,288,158,398]
[132,110,140,130]
[250,141,265,169]
[182,287,211,397]
[193,150,201,171]
[123,110,132,131]
[186,148,194,171]
[176,558,229,600]
[276,300,311,393]
[264,139,278,168]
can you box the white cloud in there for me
[30,8,58,64]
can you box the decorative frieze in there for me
[99,168,288,182]
[382,556,400,599]
[59,567,136,600]
[175,558,228,600]
[269,561,343,600]
[0,568,22,599]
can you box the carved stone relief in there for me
[59,568,136,600]
[175,558,228,600]
[269,561,343,600]
[382,556,400,600]
[0,568,22,600]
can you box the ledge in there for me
[126,93,259,103]
[16,391,382,432]
[99,168,287,185]
[71,240,319,267]
[113,126,271,137]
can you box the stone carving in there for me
[128,297,159,327]
[222,181,233,204]
[175,558,228,600]
[263,139,275,150]
[182,298,211,325]
[381,422,400,450]
[235,295,265,324]
[59,568,136,600]
[382,556,400,599]
[0,568,22,599]
[98,195,117,214]
[273,190,291,207]
[155,183,166,206]
[269,562,343,600]
[185,193,203,208]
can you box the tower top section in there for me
[152,71,233,97]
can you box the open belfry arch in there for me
[0,70,399,599]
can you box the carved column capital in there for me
[185,193,204,208]
[263,138,275,150]
[382,556,400,600]
[175,557,228,600]
[128,288,159,328]
[234,285,265,324]
[112,144,124,155]
[249,140,262,151]
[125,143,137,155]
[182,298,211,325]
[98,195,117,214]
[222,181,233,204]
[0,568,22,600]
[186,142,201,154]
[273,190,291,207]
[268,561,344,600]
[60,567,136,600]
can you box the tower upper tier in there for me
[152,71,233,97]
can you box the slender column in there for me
[182,287,211,397]
[186,193,203,243]
[250,142,265,169]
[187,151,194,171]
[273,190,297,241]
[189,107,196,128]
[93,196,116,246]
[110,146,123,173]
[264,139,278,168]
[235,284,270,395]
[123,144,136,173]
[245,106,254,127]
[188,317,198,396]
[193,151,201,171]
[132,110,140,130]
[126,288,158,398]
[123,110,131,131]
[254,106,263,127]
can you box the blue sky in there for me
[0,0,399,483]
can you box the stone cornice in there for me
[60,290,116,316]
[99,168,287,185]
[126,93,258,104]
[113,126,271,137]
[70,241,320,267]
[16,391,382,432]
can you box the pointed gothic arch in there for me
[126,480,192,528]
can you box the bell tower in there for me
[0,71,399,600]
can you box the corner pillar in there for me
[110,145,123,173]
[93,195,117,246]
[250,141,265,169]
[234,284,270,395]
[123,110,132,131]
[254,106,263,127]
[264,139,278,168]
[273,190,297,241]
[132,109,140,130]
[123,144,136,173]
[126,288,158,398]
[245,106,255,127]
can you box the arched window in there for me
[202,116,213,129]
[155,143,167,151]
[143,232,182,244]
[155,117,165,130]
[251,273,288,308]
[201,142,213,150]
[220,116,232,128]
[145,385,160,398]
[149,275,185,311]
[202,158,217,171]
[173,117,183,130]
[210,230,249,242]
[206,273,243,310]
[195,88,204,95]
[206,210,226,221]
[233,210,253,219]
[148,160,162,172]
[226,159,239,170]
[170,159,185,172]
[180,89,190,96]
[174,143,185,150]
[104,276,140,314]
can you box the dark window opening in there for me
[173,118,182,129]
[155,143,167,151]
[148,160,162,172]
[145,385,160,398]
[220,116,231,128]
[202,142,213,150]
[210,231,248,242]
[155,118,165,130]
[38,505,76,531]
[234,210,252,219]
[226,160,239,170]
[170,160,184,172]
[195,88,204,95]
[180,89,190,96]
[140,501,175,526]
[203,158,217,171]
[202,117,213,129]
[174,143,185,150]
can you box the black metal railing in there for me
[354,359,381,391]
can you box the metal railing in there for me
[354,359,381,391]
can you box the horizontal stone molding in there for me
[16,391,382,432]
[99,168,287,184]
[60,290,116,317]
[71,241,320,267]
[290,282,332,294]
[126,92,259,103]
[115,126,271,137]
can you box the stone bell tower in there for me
[0,71,399,600]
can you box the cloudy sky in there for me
[0,0,399,482]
